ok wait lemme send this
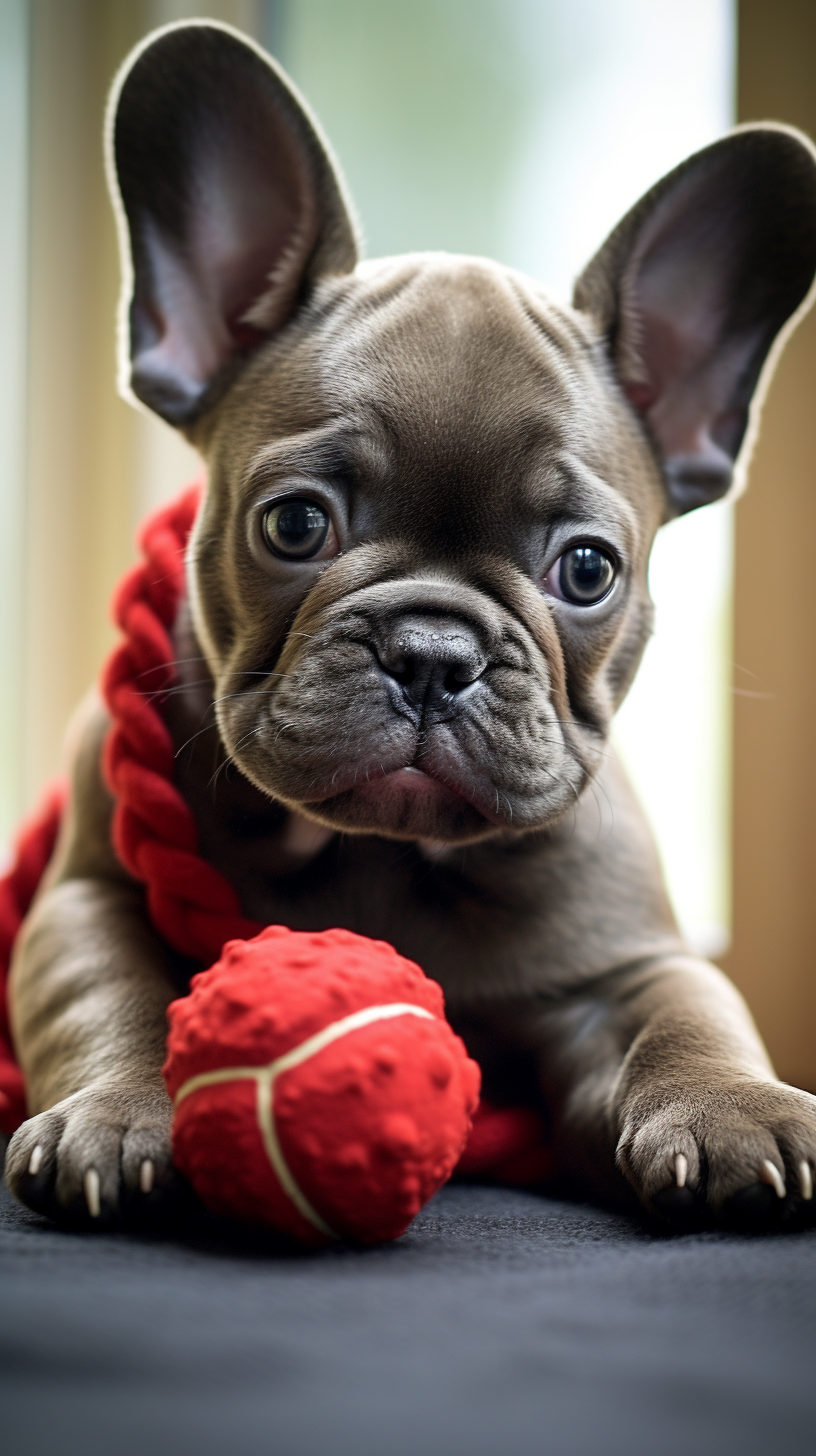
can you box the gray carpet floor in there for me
[1,1176,815,1456]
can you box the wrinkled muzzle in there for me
[216,573,594,843]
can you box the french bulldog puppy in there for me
[6,21,816,1230]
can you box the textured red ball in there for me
[163,926,481,1244]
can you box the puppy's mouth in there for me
[308,762,494,843]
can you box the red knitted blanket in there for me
[0,486,551,1185]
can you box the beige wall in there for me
[723,0,816,1089]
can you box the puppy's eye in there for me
[262,498,331,559]
[545,545,616,605]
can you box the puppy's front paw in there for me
[4,1081,176,1227]
[617,1080,816,1230]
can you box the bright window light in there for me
[0,0,29,850]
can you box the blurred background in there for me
[0,0,813,1087]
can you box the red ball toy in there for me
[163,926,481,1244]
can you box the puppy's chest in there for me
[183,780,551,1100]
[202,810,541,1008]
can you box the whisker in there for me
[134,655,208,685]
[206,758,231,795]
[145,679,215,702]
[174,721,220,759]
[144,669,295,703]
[231,725,266,757]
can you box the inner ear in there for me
[108,22,359,425]
[575,128,816,513]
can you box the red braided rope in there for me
[0,484,552,1184]
[101,484,262,964]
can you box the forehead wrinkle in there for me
[505,274,596,360]
[242,417,373,489]
[321,334,581,494]
[534,455,641,541]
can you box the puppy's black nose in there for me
[374,615,487,719]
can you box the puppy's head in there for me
[109,22,816,844]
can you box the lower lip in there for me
[372,766,469,806]
[387,767,435,785]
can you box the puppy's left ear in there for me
[574,126,816,512]
[107,21,359,426]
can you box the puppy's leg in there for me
[4,878,180,1224]
[537,958,816,1228]
[4,696,182,1225]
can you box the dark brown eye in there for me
[545,545,616,604]
[262,498,330,559]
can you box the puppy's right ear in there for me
[106,22,359,426]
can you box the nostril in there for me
[373,645,415,686]
[444,660,482,694]
[390,659,416,687]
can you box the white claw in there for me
[798,1161,813,1201]
[139,1159,154,1195]
[28,1145,43,1176]
[83,1168,101,1218]
[674,1153,688,1189]
[760,1159,786,1199]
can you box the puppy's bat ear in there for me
[106,21,359,426]
[573,126,816,513]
